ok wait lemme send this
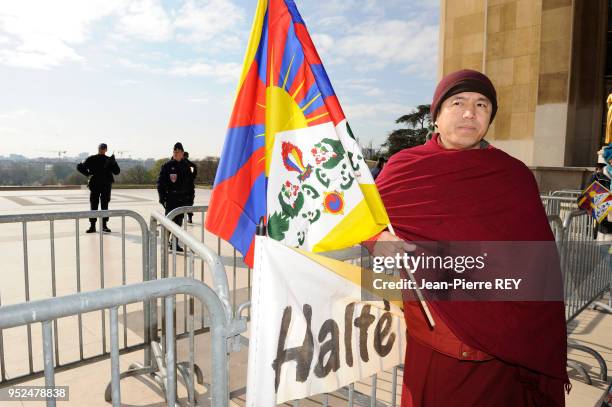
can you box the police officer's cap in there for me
[99,143,108,150]
[173,142,184,151]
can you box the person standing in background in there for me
[157,142,192,251]
[370,156,386,180]
[77,143,120,233]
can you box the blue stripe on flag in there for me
[284,0,305,25]
[214,124,265,185]
[229,173,267,255]
[277,22,305,91]
[299,82,324,115]
[310,64,336,99]
[302,94,325,115]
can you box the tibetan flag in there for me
[593,194,612,223]
[206,0,389,266]
[578,181,610,210]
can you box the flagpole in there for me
[387,224,436,327]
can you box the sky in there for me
[0,0,439,160]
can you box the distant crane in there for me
[37,149,68,159]
[115,150,131,159]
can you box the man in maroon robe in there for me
[369,69,569,406]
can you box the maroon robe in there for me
[375,135,569,406]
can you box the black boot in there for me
[102,223,111,233]
[168,240,184,252]
[86,223,96,233]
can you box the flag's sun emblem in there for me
[281,142,312,181]
[261,39,332,175]
[323,191,344,214]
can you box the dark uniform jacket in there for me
[588,172,611,189]
[157,159,192,205]
[184,158,198,196]
[77,154,120,189]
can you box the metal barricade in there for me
[104,210,246,406]
[0,277,242,407]
[541,195,579,221]
[165,205,251,320]
[551,189,582,199]
[0,210,150,387]
[547,215,564,245]
[279,369,404,407]
[161,206,254,402]
[561,211,611,322]
[560,210,612,384]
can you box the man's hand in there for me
[372,231,416,258]
[76,162,89,176]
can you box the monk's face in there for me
[436,91,492,150]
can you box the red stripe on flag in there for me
[244,241,255,268]
[294,23,322,65]
[229,62,266,128]
[323,95,345,126]
[205,147,265,239]
[286,59,306,97]
[291,63,316,106]
[305,104,331,127]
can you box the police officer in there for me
[157,142,192,251]
[77,143,120,233]
[183,151,198,223]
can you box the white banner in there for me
[246,237,406,406]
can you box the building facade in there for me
[439,0,608,168]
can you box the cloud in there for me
[116,0,173,41]
[311,33,334,54]
[168,61,240,82]
[295,1,439,77]
[174,0,245,48]
[186,96,210,104]
[344,102,408,121]
[414,0,439,9]
[120,57,240,83]
[0,109,29,121]
[336,78,384,98]
[311,16,349,31]
[334,19,438,77]
[304,0,350,15]
[118,58,165,74]
[118,79,142,86]
[0,0,122,69]
[0,0,246,70]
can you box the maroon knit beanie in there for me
[431,69,498,123]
